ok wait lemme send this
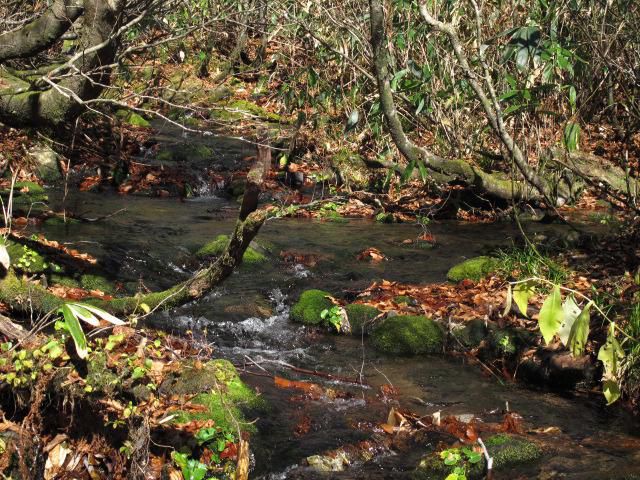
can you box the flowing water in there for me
[35,186,640,480]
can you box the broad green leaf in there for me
[68,303,99,327]
[417,161,428,183]
[563,122,580,152]
[567,301,591,357]
[401,159,416,184]
[74,303,125,325]
[602,379,621,405]
[597,323,624,376]
[558,295,581,345]
[513,282,535,317]
[60,304,88,359]
[538,285,563,344]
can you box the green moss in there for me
[6,241,47,273]
[290,290,333,325]
[375,212,396,224]
[195,234,266,265]
[453,319,488,348]
[447,256,499,282]
[43,217,81,228]
[14,181,44,195]
[371,315,444,355]
[127,112,151,127]
[155,144,213,163]
[227,99,283,122]
[80,274,115,294]
[332,149,370,188]
[345,304,380,334]
[413,435,542,480]
[164,359,263,432]
[394,295,413,305]
[50,274,80,288]
[86,352,120,395]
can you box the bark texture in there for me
[0,0,121,126]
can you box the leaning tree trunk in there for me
[0,144,271,318]
[0,0,122,126]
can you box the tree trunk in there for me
[0,0,121,127]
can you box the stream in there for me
[34,188,640,480]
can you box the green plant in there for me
[439,446,482,480]
[171,451,208,480]
[508,278,629,404]
[195,426,236,464]
[320,306,347,332]
[57,303,125,359]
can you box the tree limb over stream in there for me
[0,144,271,320]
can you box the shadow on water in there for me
[37,190,640,479]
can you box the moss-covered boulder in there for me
[195,234,266,265]
[6,241,48,273]
[345,304,380,335]
[212,99,283,123]
[116,109,151,127]
[331,150,370,189]
[80,274,115,294]
[371,315,444,355]
[156,143,213,163]
[290,289,333,325]
[160,359,263,432]
[413,434,543,480]
[447,256,499,282]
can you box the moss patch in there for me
[447,256,499,282]
[213,99,284,123]
[6,241,48,273]
[371,315,444,355]
[332,150,370,189]
[290,289,333,325]
[414,434,542,480]
[80,274,115,294]
[162,359,263,432]
[156,143,213,163]
[345,304,380,334]
[195,234,266,265]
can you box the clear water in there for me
[34,189,640,479]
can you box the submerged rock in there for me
[371,315,444,355]
[290,289,333,325]
[447,256,499,282]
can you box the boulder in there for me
[447,256,499,282]
[371,315,444,355]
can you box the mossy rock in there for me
[371,315,444,355]
[213,99,283,123]
[86,352,120,396]
[447,256,499,282]
[413,434,542,480]
[452,319,488,349]
[156,143,213,163]
[160,359,263,432]
[80,274,115,294]
[6,241,48,273]
[195,234,267,265]
[115,109,151,127]
[331,150,370,189]
[50,274,80,288]
[43,216,81,228]
[394,295,414,305]
[345,304,380,335]
[290,289,333,325]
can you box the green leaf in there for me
[513,282,535,317]
[598,323,624,376]
[68,303,100,327]
[558,295,581,345]
[401,159,416,184]
[417,161,428,183]
[567,301,591,357]
[73,303,125,326]
[60,304,88,359]
[538,285,563,344]
[602,379,621,405]
[563,122,580,152]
